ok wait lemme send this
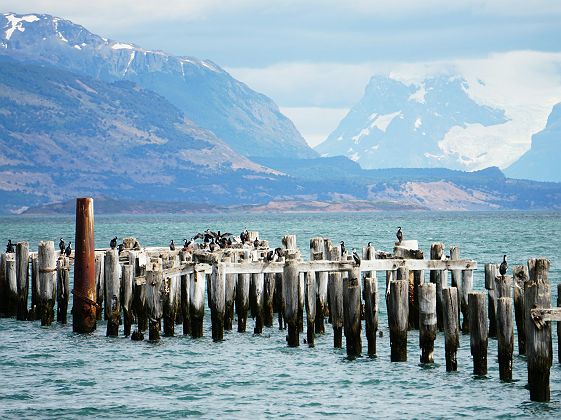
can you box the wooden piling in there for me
[311,237,327,334]
[298,272,305,333]
[525,258,552,402]
[29,254,39,320]
[15,241,29,321]
[495,275,512,299]
[263,272,275,328]
[388,280,409,362]
[95,253,104,321]
[38,241,56,326]
[104,249,121,337]
[275,272,284,330]
[442,287,460,371]
[145,262,163,341]
[190,267,206,338]
[557,283,560,364]
[121,264,134,336]
[450,246,461,327]
[283,252,300,347]
[460,269,473,333]
[430,243,445,331]
[419,283,437,363]
[179,250,191,335]
[512,265,528,355]
[328,245,344,348]
[468,292,488,375]
[363,276,378,357]
[496,297,513,381]
[72,197,97,333]
[0,253,6,316]
[343,267,362,357]
[210,262,225,341]
[56,256,69,324]
[305,270,317,347]
[163,273,180,337]
[252,271,265,334]
[485,263,498,338]
[5,254,17,317]
[236,250,251,333]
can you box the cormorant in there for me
[209,239,217,252]
[6,239,15,253]
[65,242,72,257]
[275,247,283,260]
[340,241,346,255]
[499,255,508,276]
[367,241,372,247]
[118,243,124,255]
[266,249,275,261]
[396,227,403,243]
[169,240,175,251]
[352,248,361,265]
[110,236,118,249]
[254,238,260,249]
[59,238,65,255]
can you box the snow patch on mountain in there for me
[4,13,39,40]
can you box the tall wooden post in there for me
[419,283,437,363]
[38,241,56,326]
[388,280,409,362]
[443,287,459,371]
[146,262,163,341]
[525,258,552,402]
[5,254,17,317]
[430,243,445,331]
[121,264,134,337]
[210,262,225,341]
[283,251,300,347]
[29,254,39,320]
[15,241,29,321]
[485,263,498,338]
[460,269,473,333]
[328,245,344,348]
[449,246,461,327]
[104,249,121,337]
[56,256,69,324]
[179,250,192,335]
[305,270,317,347]
[512,265,528,355]
[95,253,104,321]
[496,297,513,381]
[310,237,327,334]
[236,250,250,333]
[0,253,6,316]
[343,267,362,357]
[72,198,97,333]
[469,292,488,375]
[190,267,206,338]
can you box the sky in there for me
[4,1,561,164]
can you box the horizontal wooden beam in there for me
[530,307,561,329]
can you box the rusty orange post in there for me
[72,198,97,333]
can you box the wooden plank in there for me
[530,307,561,326]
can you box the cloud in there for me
[280,107,349,147]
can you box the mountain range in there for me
[1,12,561,214]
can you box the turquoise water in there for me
[0,211,560,418]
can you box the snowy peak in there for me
[317,75,506,169]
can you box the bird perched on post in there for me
[65,242,72,257]
[352,248,361,265]
[6,239,14,253]
[110,236,118,249]
[169,240,176,251]
[254,237,260,249]
[340,240,346,255]
[499,255,508,277]
[396,227,403,244]
[59,238,65,255]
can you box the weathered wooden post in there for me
[388,280,409,362]
[38,241,57,326]
[283,250,300,347]
[343,267,362,357]
[252,270,265,335]
[419,282,437,363]
[328,244,344,348]
[56,256,69,324]
[363,275,378,357]
[558,283,560,364]
[469,292,488,375]
[512,265,528,355]
[121,264,134,336]
[443,287,459,371]
[275,271,284,330]
[311,237,327,334]
[264,272,275,328]
[29,254,39,320]
[460,269,473,333]
[525,258,552,402]
[0,253,6,316]
[72,198,97,333]
[163,274,180,337]
[305,270,317,347]
[236,249,250,333]
[495,275,512,300]
[430,243,445,331]
[496,297,513,381]
[15,241,29,321]
[298,272,305,333]
[485,263,498,338]
[145,262,163,341]
[450,246,461,326]
[104,249,121,337]
[95,253,104,321]
[5,254,17,317]
[190,266,206,338]
[210,261,225,341]
[179,250,191,335]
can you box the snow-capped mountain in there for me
[316,75,507,169]
[0,12,316,159]
[505,102,561,182]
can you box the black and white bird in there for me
[499,255,508,276]
[110,236,118,249]
[352,248,361,265]
[340,240,346,255]
[254,238,260,249]
[396,227,403,243]
[59,238,65,255]
[6,239,14,253]
[65,242,72,257]
[169,240,176,251]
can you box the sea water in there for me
[0,211,560,418]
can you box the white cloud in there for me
[280,107,349,147]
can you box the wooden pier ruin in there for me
[0,199,560,403]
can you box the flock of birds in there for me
[3,227,510,274]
